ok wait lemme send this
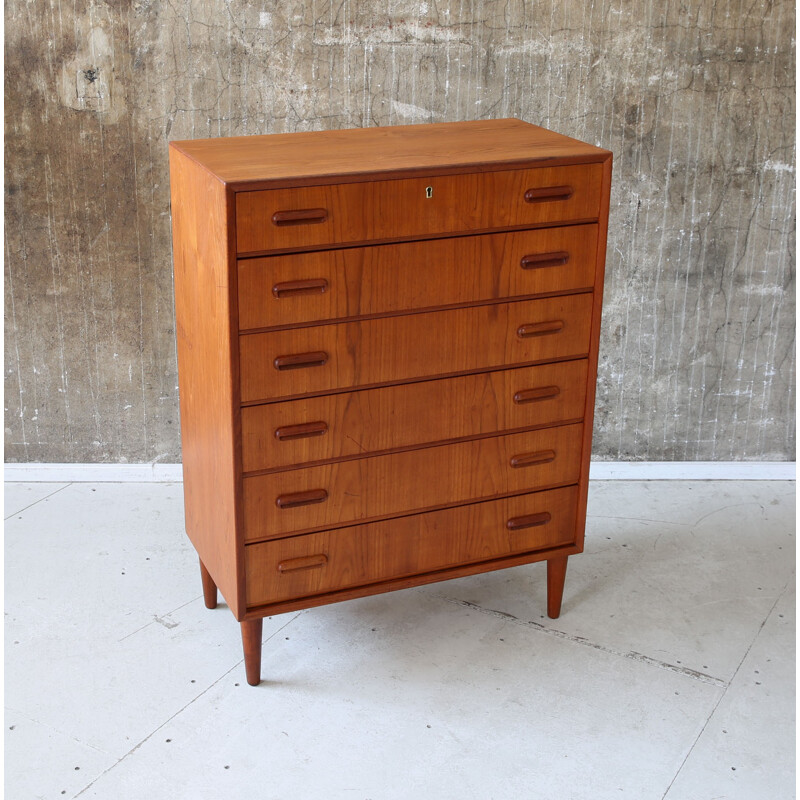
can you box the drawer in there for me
[239,293,593,403]
[241,360,588,473]
[238,224,599,330]
[235,164,603,254]
[245,485,579,606]
[242,423,582,541]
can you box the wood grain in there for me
[242,423,583,541]
[171,119,609,187]
[239,293,593,403]
[245,485,579,606]
[169,145,243,619]
[238,224,598,330]
[241,359,588,472]
[235,164,602,254]
[244,545,581,618]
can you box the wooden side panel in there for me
[241,360,588,472]
[235,164,603,254]
[574,154,614,553]
[169,147,243,619]
[242,423,583,541]
[239,293,594,403]
[238,225,599,330]
[245,485,579,607]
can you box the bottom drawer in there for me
[245,485,578,607]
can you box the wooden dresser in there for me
[169,119,612,686]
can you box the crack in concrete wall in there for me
[4,0,795,463]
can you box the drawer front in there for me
[239,293,593,403]
[243,423,582,541]
[245,485,579,606]
[235,164,603,254]
[238,224,599,330]
[241,360,588,473]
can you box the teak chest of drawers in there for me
[169,119,611,686]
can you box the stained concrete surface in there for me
[4,480,794,799]
[4,1,796,464]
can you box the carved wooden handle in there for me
[513,386,561,404]
[275,489,329,509]
[274,421,329,441]
[273,351,329,370]
[524,186,574,203]
[277,554,328,573]
[272,278,329,298]
[506,512,552,531]
[520,251,570,270]
[272,208,328,226]
[509,450,556,468]
[517,321,564,338]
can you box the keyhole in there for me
[425,186,433,199]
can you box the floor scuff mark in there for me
[440,597,728,688]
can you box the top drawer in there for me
[235,164,603,254]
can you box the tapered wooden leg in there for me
[241,619,263,686]
[547,556,568,619]
[199,559,218,609]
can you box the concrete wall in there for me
[5,0,795,464]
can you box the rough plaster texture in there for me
[4,0,795,463]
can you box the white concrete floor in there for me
[4,480,795,800]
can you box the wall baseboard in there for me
[3,461,795,483]
[589,461,795,480]
[3,463,185,483]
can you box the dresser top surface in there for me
[170,118,610,186]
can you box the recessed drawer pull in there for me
[272,278,329,299]
[510,449,557,468]
[506,511,552,531]
[275,489,329,509]
[273,351,329,371]
[277,554,329,573]
[524,185,574,203]
[274,421,329,441]
[271,208,329,226]
[517,320,564,338]
[520,251,570,270]
[513,386,561,404]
